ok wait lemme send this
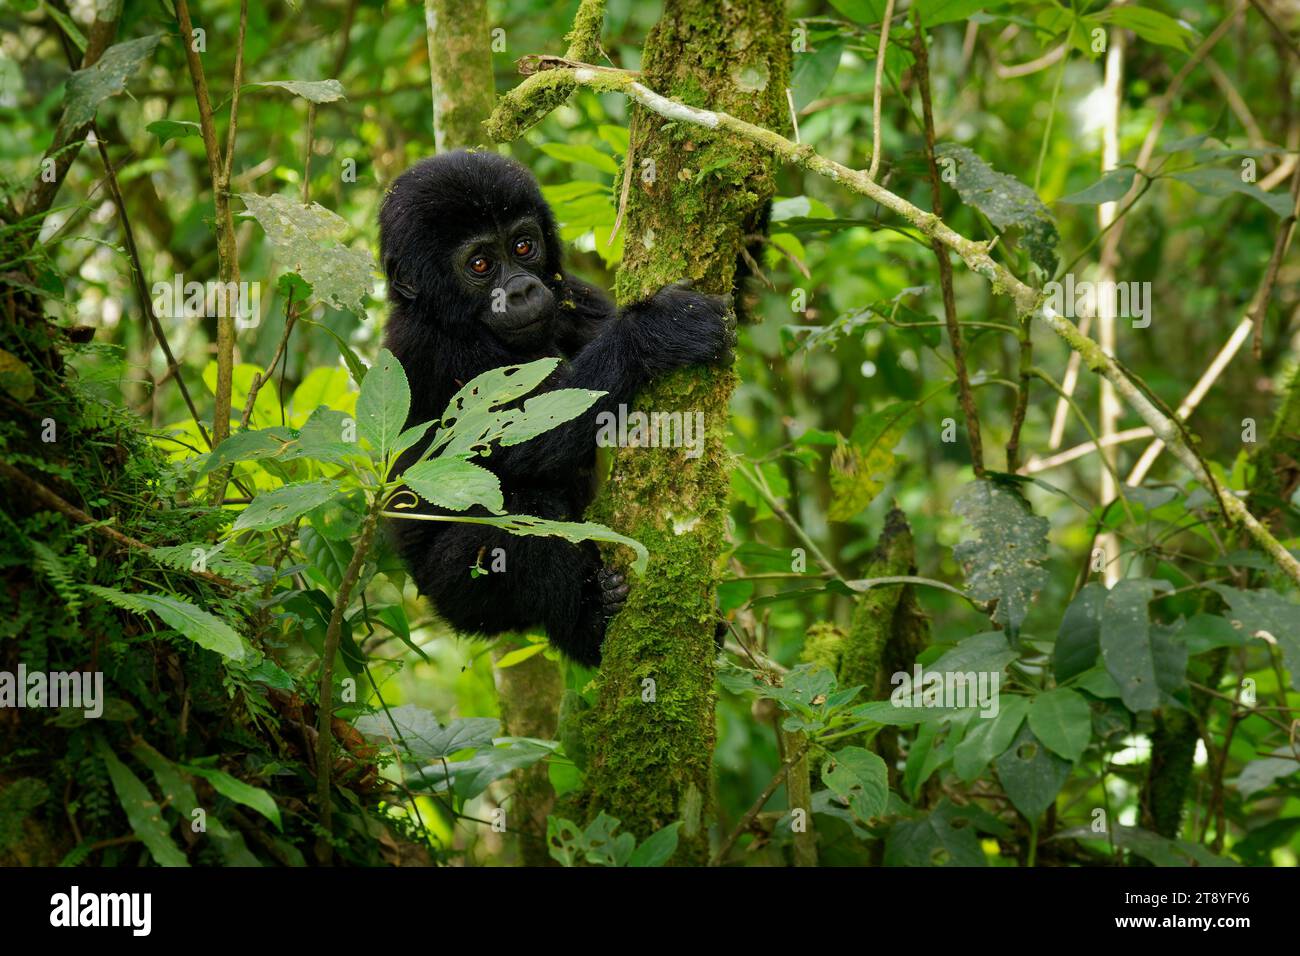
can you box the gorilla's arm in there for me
[485,279,733,482]
[400,502,625,667]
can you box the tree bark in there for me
[425,0,496,151]
[579,0,789,860]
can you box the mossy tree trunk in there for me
[580,0,789,859]
[424,0,495,152]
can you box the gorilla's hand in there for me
[628,280,736,375]
[565,566,630,667]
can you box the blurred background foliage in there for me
[1,0,1298,866]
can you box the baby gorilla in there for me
[379,150,733,666]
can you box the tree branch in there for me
[487,60,1300,588]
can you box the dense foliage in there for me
[1,0,1298,868]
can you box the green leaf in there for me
[1207,584,1300,690]
[185,767,282,830]
[199,426,296,476]
[883,799,988,866]
[496,388,605,447]
[994,724,1071,820]
[285,407,362,465]
[953,478,1050,639]
[417,738,558,800]
[355,347,409,462]
[298,318,368,385]
[936,143,1059,273]
[97,739,189,867]
[627,822,682,867]
[829,402,914,520]
[539,142,619,175]
[853,701,975,725]
[1027,688,1091,762]
[791,36,843,111]
[391,511,650,576]
[1171,169,1295,217]
[1057,167,1136,205]
[146,119,201,145]
[354,708,498,762]
[1054,582,1105,681]
[402,456,504,512]
[953,695,1028,782]
[299,523,352,589]
[822,746,889,822]
[238,192,375,314]
[232,480,341,533]
[931,631,1018,675]
[1094,7,1194,51]
[495,641,548,668]
[914,0,1014,27]
[1100,578,1172,712]
[245,79,345,102]
[83,585,247,661]
[0,778,49,851]
[63,35,161,129]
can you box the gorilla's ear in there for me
[384,255,418,301]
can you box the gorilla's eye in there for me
[468,255,491,275]
[513,237,533,257]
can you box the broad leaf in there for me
[64,35,161,129]
[995,724,1071,820]
[232,480,340,533]
[238,193,375,314]
[84,585,246,661]
[936,144,1059,273]
[355,348,410,462]
[403,456,504,512]
[1027,688,1091,762]
[953,479,1050,639]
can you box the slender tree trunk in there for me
[581,0,790,860]
[425,0,495,151]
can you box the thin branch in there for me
[709,737,811,867]
[0,462,235,589]
[483,61,1300,587]
[911,19,984,476]
[866,0,896,181]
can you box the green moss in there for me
[579,0,791,858]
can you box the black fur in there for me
[379,150,733,666]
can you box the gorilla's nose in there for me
[501,273,551,327]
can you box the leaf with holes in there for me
[953,479,1049,639]
[936,144,1059,273]
[64,35,161,129]
[822,745,889,822]
[238,193,374,314]
[1207,584,1300,690]
[995,724,1071,820]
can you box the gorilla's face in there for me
[379,151,564,353]
[453,213,555,350]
